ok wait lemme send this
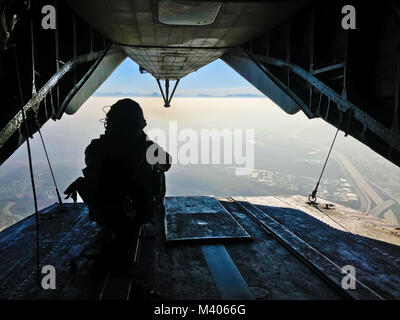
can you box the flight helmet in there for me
[105,99,147,133]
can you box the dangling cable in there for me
[37,128,63,204]
[49,88,55,116]
[30,17,64,209]
[30,18,36,95]
[11,37,41,286]
[308,127,340,204]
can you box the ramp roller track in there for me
[228,197,384,300]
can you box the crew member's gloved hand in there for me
[64,177,84,203]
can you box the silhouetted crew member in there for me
[64,99,171,244]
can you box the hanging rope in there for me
[37,128,64,204]
[11,37,41,286]
[49,88,55,116]
[30,18,36,95]
[30,17,64,209]
[43,94,48,119]
[308,127,340,204]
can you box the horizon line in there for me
[93,92,266,98]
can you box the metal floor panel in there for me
[202,245,254,300]
[164,196,251,242]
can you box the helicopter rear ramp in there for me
[0,195,399,300]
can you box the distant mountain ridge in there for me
[223,93,262,98]
[93,92,162,97]
[94,92,264,98]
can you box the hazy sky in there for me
[2,56,400,226]
[96,57,262,96]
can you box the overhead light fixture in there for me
[158,0,222,26]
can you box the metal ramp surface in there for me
[164,196,251,242]
[1,195,400,300]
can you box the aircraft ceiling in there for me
[66,0,305,80]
